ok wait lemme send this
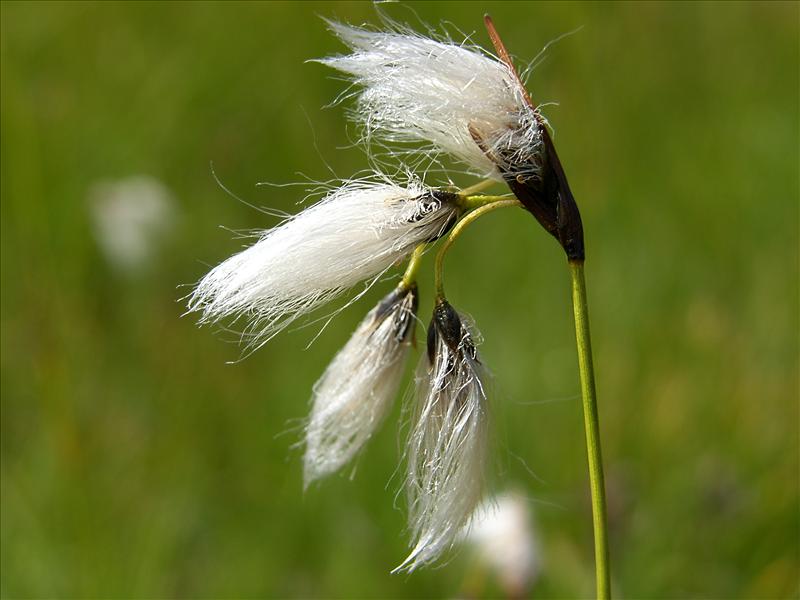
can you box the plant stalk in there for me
[569,259,611,599]
[400,244,426,289]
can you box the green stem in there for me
[434,199,521,298]
[457,178,496,196]
[400,244,426,289]
[569,259,611,599]
[459,194,513,211]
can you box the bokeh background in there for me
[2,1,798,598]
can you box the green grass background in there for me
[2,1,798,598]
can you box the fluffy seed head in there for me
[320,22,544,180]
[396,299,489,572]
[89,175,177,274]
[303,284,418,487]
[187,178,460,350]
[466,491,541,597]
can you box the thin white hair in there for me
[319,21,544,180]
[304,285,417,487]
[396,301,489,572]
[187,176,459,351]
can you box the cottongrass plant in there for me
[190,14,610,594]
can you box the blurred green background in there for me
[2,1,798,598]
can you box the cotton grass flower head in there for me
[303,283,418,487]
[321,20,585,261]
[320,21,545,181]
[466,491,541,597]
[397,299,489,573]
[187,176,460,349]
[89,175,177,274]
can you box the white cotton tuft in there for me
[396,300,489,573]
[89,175,177,274]
[320,22,544,179]
[187,178,460,349]
[466,491,541,597]
[303,284,417,487]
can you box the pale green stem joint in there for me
[456,178,497,197]
[459,194,514,211]
[569,259,611,600]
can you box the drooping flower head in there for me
[187,177,460,350]
[304,283,418,487]
[397,298,489,572]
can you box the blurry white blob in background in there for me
[89,175,177,274]
[465,491,541,598]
